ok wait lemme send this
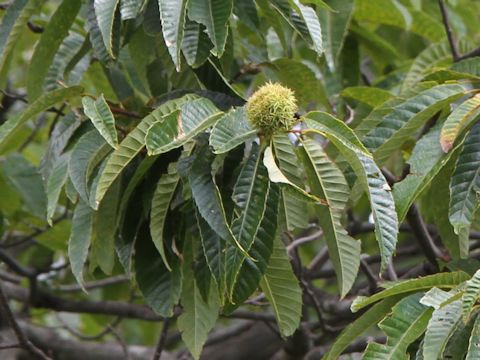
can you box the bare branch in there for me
[438,0,460,61]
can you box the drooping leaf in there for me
[178,262,220,360]
[440,94,480,153]
[69,130,111,205]
[423,298,463,360]
[289,0,323,55]
[226,144,270,296]
[94,0,120,58]
[449,123,480,249]
[209,106,256,154]
[260,234,302,337]
[304,112,398,273]
[272,134,309,231]
[46,153,70,225]
[187,0,233,57]
[0,0,43,78]
[69,200,94,290]
[351,271,470,312]
[27,0,82,101]
[159,0,188,71]
[120,0,145,19]
[341,86,393,108]
[393,123,462,223]
[300,138,360,297]
[145,98,223,155]
[463,269,480,322]
[466,315,480,360]
[0,86,83,153]
[363,293,433,360]
[94,94,197,207]
[364,83,469,165]
[181,19,213,68]
[82,94,118,149]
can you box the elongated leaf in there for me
[187,0,233,57]
[289,0,323,55]
[402,40,472,93]
[260,235,302,337]
[0,86,83,152]
[209,107,255,154]
[94,0,120,58]
[272,134,309,231]
[264,145,320,203]
[46,153,70,225]
[182,19,213,68]
[351,271,470,312]
[466,315,480,360]
[120,0,145,19]
[69,131,111,204]
[441,94,480,153]
[226,145,270,296]
[341,86,393,108]
[363,293,433,360]
[318,0,354,70]
[135,226,182,317]
[364,83,468,165]
[87,0,112,64]
[463,269,480,322]
[94,94,197,207]
[323,295,404,360]
[423,299,463,360]
[178,266,220,359]
[146,98,223,155]
[159,0,188,71]
[393,124,462,223]
[0,0,42,77]
[27,0,81,101]
[69,200,94,290]
[449,123,480,245]
[82,95,118,149]
[304,112,397,273]
[300,138,360,297]
[230,184,280,306]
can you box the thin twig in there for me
[438,0,460,61]
[287,229,323,253]
[152,318,170,360]
[0,283,51,360]
[359,258,377,293]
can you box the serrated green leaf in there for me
[94,94,197,207]
[87,0,113,64]
[323,295,404,360]
[449,123,480,249]
[82,94,118,149]
[289,0,323,55]
[0,86,83,153]
[341,86,393,108]
[69,130,111,205]
[363,293,433,360]
[351,271,470,312]
[364,83,468,165]
[146,98,223,155]
[159,0,188,71]
[466,315,480,360]
[0,0,43,77]
[182,19,213,68]
[393,123,462,223]
[120,0,145,19]
[402,40,472,93]
[304,112,397,273]
[260,234,302,337]
[178,266,220,359]
[46,153,70,225]
[27,0,81,101]
[69,200,94,291]
[463,269,480,322]
[226,144,270,296]
[300,138,360,297]
[423,299,463,360]
[135,226,182,317]
[187,0,233,57]
[441,94,480,153]
[94,0,120,58]
[209,106,255,154]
